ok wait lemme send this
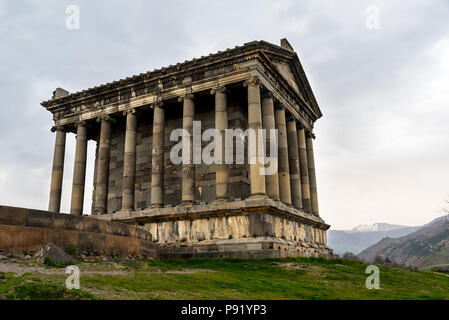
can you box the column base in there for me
[248,194,268,199]
[93,209,107,215]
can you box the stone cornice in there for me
[100,200,330,231]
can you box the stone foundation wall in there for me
[0,206,158,257]
[100,197,331,259]
[159,237,332,259]
[144,213,327,247]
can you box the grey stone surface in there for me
[34,242,76,265]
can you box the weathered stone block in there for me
[0,206,28,226]
[51,213,85,231]
[78,232,106,254]
[82,218,107,234]
[0,225,15,250]
[12,225,49,252]
[47,229,79,250]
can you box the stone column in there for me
[306,132,319,216]
[70,121,88,215]
[121,109,137,210]
[211,86,229,201]
[261,92,279,201]
[275,106,291,205]
[287,117,302,209]
[179,94,195,204]
[297,126,311,213]
[94,115,114,214]
[151,102,165,208]
[244,76,266,197]
[48,126,66,213]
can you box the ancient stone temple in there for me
[42,38,332,258]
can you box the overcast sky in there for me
[1,0,448,230]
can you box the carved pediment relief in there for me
[273,61,301,96]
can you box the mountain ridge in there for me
[357,215,449,268]
[348,223,412,233]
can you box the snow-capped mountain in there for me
[328,223,422,255]
[349,223,409,233]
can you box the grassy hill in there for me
[1,256,449,300]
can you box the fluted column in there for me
[179,94,195,204]
[261,92,279,201]
[287,117,302,209]
[48,126,66,213]
[151,102,165,207]
[306,132,319,216]
[244,76,266,197]
[297,126,311,213]
[70,121,88,215]
[121,109,137,210]
[275,106,291,205]
[211,86,229,201]
[94,115,114,214]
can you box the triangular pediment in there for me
[261,40,322,119]
[273,61,301,96]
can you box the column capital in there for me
[243,76,260,87]
[287,114,297,122]
[274,101,285,111]
[51,125,67,133]
[122,107,140,117]
[306,131,316,139]
[178,93,195,103]
[151,100,164,109]
[262,91,274,100]
[96,114,116,124]
[76,120,87,128]
[210,85,228,95]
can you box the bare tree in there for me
[443,197,449,226]
[443,197,449,215]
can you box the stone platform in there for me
[98,196,333,258]
[0,205,158,257]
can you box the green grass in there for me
[0,273,95,300]
[1,257,449,300]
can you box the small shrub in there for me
[65,244,78,256]
[43,256,72,268]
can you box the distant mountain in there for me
[349,223,407,233]
[328,224,421,256]
[358,215,449,269]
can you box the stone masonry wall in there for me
[0,205,158,257]
[97,88,250,213]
